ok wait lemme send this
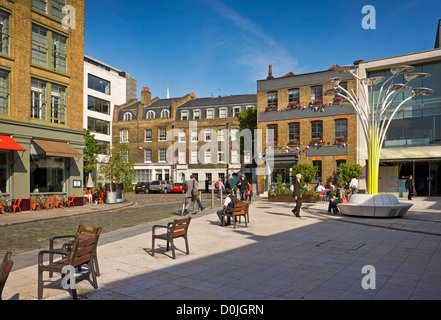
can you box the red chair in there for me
[68,194,75,207]
[54,195,63,208]
[10,198,22,213]
[44,196,54,210]
[0,206,4,215]
[29,197,41,211]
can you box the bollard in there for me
[211,189,214,209]
[220,189,223,207]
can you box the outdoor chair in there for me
[152,217,191,259]
[38,235,99,300]
[67,194,75,207]
[0,251,13,300]
[54,195,63,208]
[49,225,102,277]
[0,206,4,215]
[29,197,41,211]
[222,201,249,229]
[9,198,22,213]
[44,196,54,210]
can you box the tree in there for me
[83,129,99,175]
[291,164,318,189]
[336,163,363,186]
[99,142,135,192]
[237,106,257,168]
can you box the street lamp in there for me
[323,64,434,195]
[226,121,230,184]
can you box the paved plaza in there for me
[2,195,441,301]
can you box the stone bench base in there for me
[338,194,413,218]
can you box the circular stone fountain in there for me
[338,194,413,218]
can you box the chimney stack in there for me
[141,87,151,105]
[266,64,274,80]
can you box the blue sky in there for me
[85,0,441,100]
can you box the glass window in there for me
[146,110,155,119]
[161,109,170,118]
[231,128,239,141]
[288,88,300,104]
[32,0,67,20]
[310,85,323,102]
[95,140,109,155]
[233,107,241,117]
[218,150,225,163]
[51,32,67,72]
[267,124,278,145]
[88,117,109,135]
[267,91,278,106]
[311,121,323,140]
[51,0,67,20]
[190,150,198,164]
[159,149,166,162]
[191,130,198,142]
[0,152,8,193]
[30,146,65,193]
[179,150,186,164]
[0,11,10,56]
[31,79,47,120]
[0,70,9,114]
[144,149,152,163]
[123,112,132,121]
[219,108,227,118]
[31,25,48,67]
[145,129,152,142]
[120,129,129,143]
[88,96,110,115]
[288,122,300,144]
[159,128,167,141]
[181,111,188,120]
[88,74,110,95]
[312,160,322,182]
[50,84,66,124]
[193,110,200,120]
[206,109,214,119]
[335,119,348,138]
[204,150,211,164]
[32,0,48,13]
[205,129,212,142]
[218,129,225,142]
[179,130,186,143]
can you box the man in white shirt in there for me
[349,177,359,194]
[217,189,236,225]
[316,183,325,192]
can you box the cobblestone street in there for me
[0,191,215,256]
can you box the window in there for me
[144,149,152,163]
[158,128,167,141]
[32,0,67,20]
[50,84,66,124]
[0,11,10,56]
[190,150,198,164]
[88,74,110,95]
[336,160,346,171]
[219,108,227,118]
[179,150,186,164]
[120,130,129,143]
[205,129,212,142]
[0,70,9,114]
[145,129,152,142]
[181,110,188,120]
[267,91,278,106]
[288,122,300,144]
[335,119,348,138]
[88,118,110,135]
[218,129,225,142]
[179,130,186,143]
[218,150,225,163]
[233,107,241,117]
[31,24,67,72]
[123,112,132,121]
[206,109,214,119]
[310,85,323,102]
[288,88,300,104]
[88,96,110,115]
[31,78,66,124]
[231,128,239,141]
[161,109,170,118]
[146,110,155,119]
[231,149,239,164]
[312,160,322,182]
[204,150,211,164]
[95,140,110,155]
[159,149,166,162]
[267,124,278,145]
[311,121,323,140]
[191,130,198,142]
[193,110,201,120]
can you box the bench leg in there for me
[152,236,155,257]
[184,235,190,255]
[170,239,176,259]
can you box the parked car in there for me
[149,180,170,193]
[169,183,186,193]
[135,182,150,194]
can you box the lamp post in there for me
[226,121,230,184]
[323,65,433,195]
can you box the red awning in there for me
[0,135,25,151]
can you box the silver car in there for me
[149,180,170,193]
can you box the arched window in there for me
[161,109,170,118]
[146,110,156,119]
[123,112,132,121]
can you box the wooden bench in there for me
[38,235,99,300]
[0,251,13,301]
[49,225,102,277]
[223,201,249,229]
[152,217,191,259]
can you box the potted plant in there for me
[269,174,293,202]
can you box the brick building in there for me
[113,88,257,190]
[0,0,85,210]
[256,65,358,193]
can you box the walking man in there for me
[184,175,204,214]
[291,173,302,218]
[405,175,416,200]
[236,175,248,201]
